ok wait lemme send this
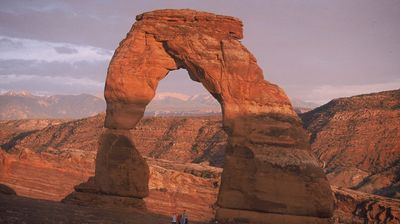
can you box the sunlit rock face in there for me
[81,9,334,223]
[300,89,400,198]
[94,129,149,198]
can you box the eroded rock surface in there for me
[0,150,220,222]
[2,114,227,167]
[334,186,400,224]
[301,89,400,198]
[79,9,335,222]
[94,129,149,198]
[0,118,64,149]
[1,148,399,223]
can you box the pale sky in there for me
[0,0,399,104]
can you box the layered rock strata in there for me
[71,9,335,223]
[0,149,220,221]
[2,149,400,223]
[300,89,400,198]
[1,114,227,167]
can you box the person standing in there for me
[180,210,187,224]
[171,213,176,224]
[171,213,177,224]
[177,213,182,224]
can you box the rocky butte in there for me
[67,9,335,223]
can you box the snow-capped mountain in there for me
[153,92,190,101]
[2,90,34,97]
[289,98,319,113]
[146,92,221,116]
[0,91,318,119]
[146,92,319,115]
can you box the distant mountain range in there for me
[0,91,318,119]
[0,91,105,120]
[147,92,319,115]
[146,92,221,116]
[290,98,320,113]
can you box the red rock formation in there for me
[334,186,400,224]
[0,149,92,201]
[0,119,64,149]
[136,116,226,165]
[2,115,218,161]
[6,90,399,202]
[2,114,227,166]
[300,89,400,198]
[72,9,335,223]
[1,148,399,223]
[0,149,220,222]
[94,129,149,197]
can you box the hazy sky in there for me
[0,0,399,104]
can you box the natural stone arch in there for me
[79,9,334,223]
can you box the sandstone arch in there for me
[81,9,334,223]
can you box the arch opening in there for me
[145,69,221,117]
[137,68,225,165]
[70,9,335,223]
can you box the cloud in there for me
[54,46,78,54]
[0,36,113,63]
[304,81,400,104]
[0,37,23,49]
[0,74,104,95]
[0,1,69,14]
[1,0,399,100]
[0,74,102,85]
[0,59,108,81]
[0,36,110,93]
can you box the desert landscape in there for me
[1,2,400,224]
[1,89,399,223]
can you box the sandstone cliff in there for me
[300,89,400,199]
